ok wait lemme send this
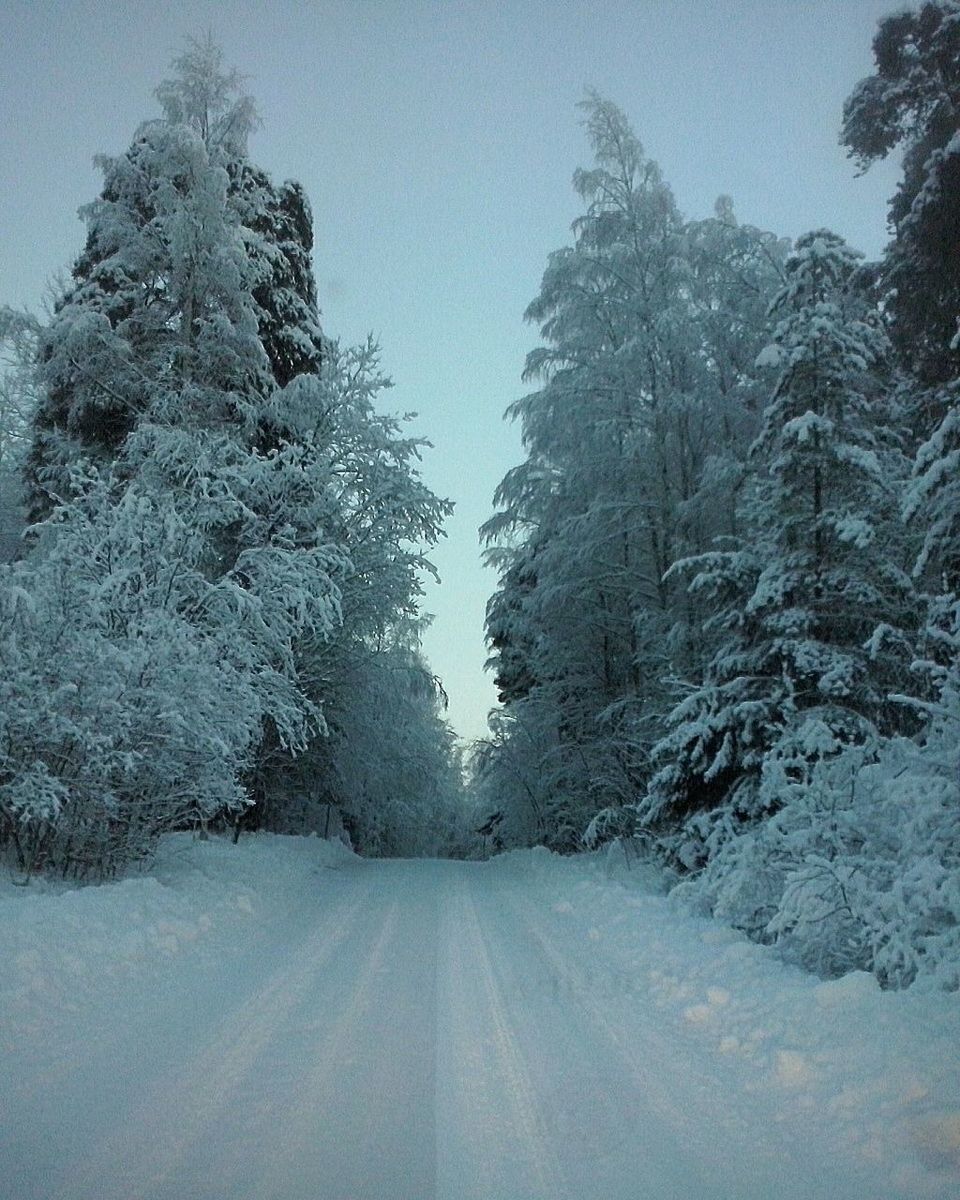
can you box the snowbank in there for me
[0,832,355,1055]
[488,845,960,1197]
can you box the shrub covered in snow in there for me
[670,727,960,990]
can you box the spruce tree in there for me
[641,231,918,848]
[842,1,960,391]
[842,2,960,590]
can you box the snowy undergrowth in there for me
[661,731,960,991]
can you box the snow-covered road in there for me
[2,838,958,1199]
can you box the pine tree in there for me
[842,2,960,590]
[25,37,323,521]
[0,308,39,560]
[842,1,960,391]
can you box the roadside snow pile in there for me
[0,832,355,1054]
[489,846,960,1198]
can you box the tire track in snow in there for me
[469,876,731,1200]
[498,884,702,1126]
[47,878,367,1200]
[238,896,411,1200]
[437,873,567,1200]
[231,865,440,1200]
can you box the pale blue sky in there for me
[1,0,902,742]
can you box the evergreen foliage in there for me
[0,308,38,560]
[641,230,919,842]
[483,39,959,988]
[843,1,960,592]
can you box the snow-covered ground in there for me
[1,834,958,1200]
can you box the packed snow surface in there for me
[1,834,958,1199]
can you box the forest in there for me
[0,39,468,872]
[476,4,960,990]
[2,3,959,995]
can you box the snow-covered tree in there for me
[621,8,960,991]
[25,38,322,522]
[842,1,960,391]
[843,1,960,591]
[482,98,784,847]
[0,308,40,560]
[470,702,560,849]
[486,99,697,826]
[0,471,271,877]
[239,339,453,836]
[322,629,465,857]
[2,40,452,876]
[640,231,919,857]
